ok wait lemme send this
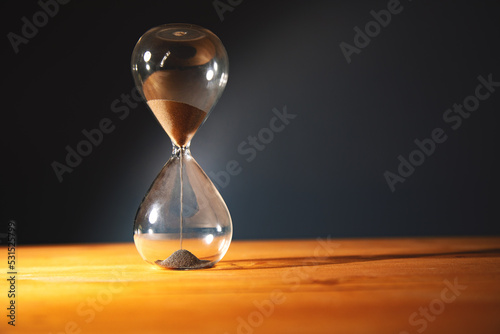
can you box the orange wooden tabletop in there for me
[2,237,500,334]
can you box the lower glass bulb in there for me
[134,147,232,269]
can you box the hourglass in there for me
[131,24,232,269]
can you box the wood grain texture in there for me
[2,237,500,334]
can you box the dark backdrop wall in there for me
[2,0,499,244]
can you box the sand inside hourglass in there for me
[146,99,207,148]
[155,249,210,269]
[134,230,230,269]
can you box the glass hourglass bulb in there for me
[131,24,231,270]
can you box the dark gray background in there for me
[2,0,499,244]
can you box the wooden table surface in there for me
[2,237,500,334]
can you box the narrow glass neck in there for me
[172,145,191,157]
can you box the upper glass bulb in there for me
[131,23,229,147]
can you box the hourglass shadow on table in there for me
[213,248,500,271]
